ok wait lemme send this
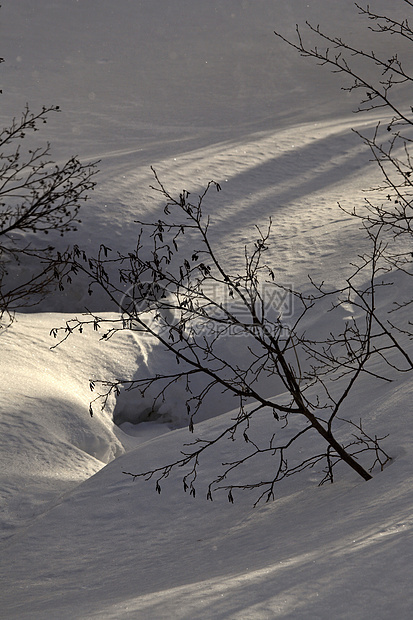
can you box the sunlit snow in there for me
[1,1,413,618]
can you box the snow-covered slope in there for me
[1,306,413,619]
[1,1,413,618]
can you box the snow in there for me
[1,1,413,618]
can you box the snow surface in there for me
[1,1,413,618]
